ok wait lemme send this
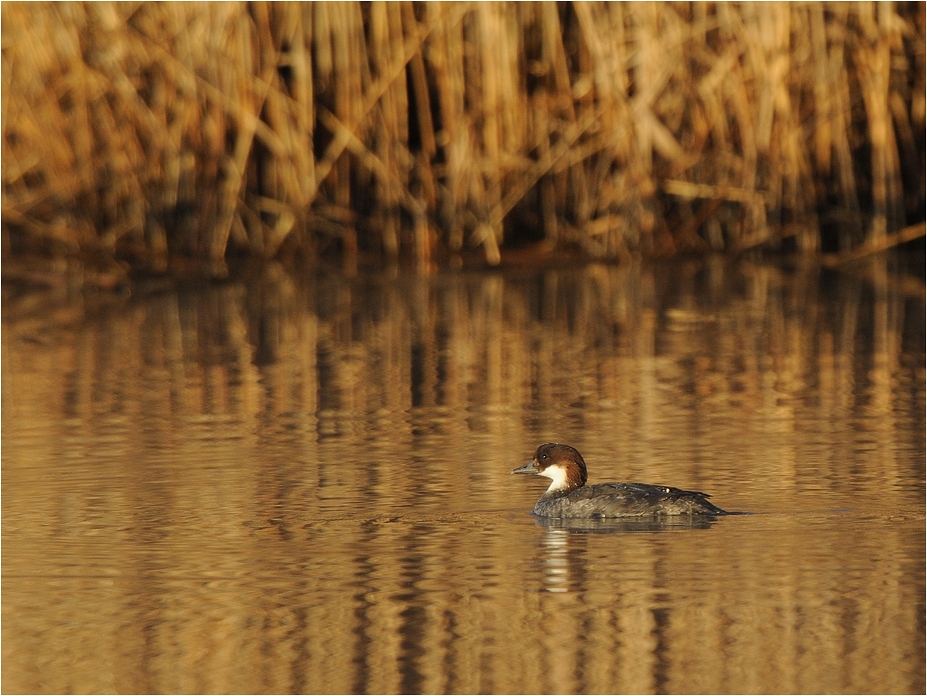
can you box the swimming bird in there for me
[512,442,727,518]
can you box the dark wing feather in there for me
[536,482,726,517]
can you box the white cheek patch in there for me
[540,464,570,493]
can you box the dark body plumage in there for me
[513,443,726,518]
[533,481,725,518]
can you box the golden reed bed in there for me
[1,2,924,273]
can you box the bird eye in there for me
[540,454,548,460]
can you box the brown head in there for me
[511,442,588,494]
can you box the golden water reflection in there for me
[3,259,924,694]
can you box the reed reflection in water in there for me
[2,259,924,694]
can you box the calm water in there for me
[3,258,924,694]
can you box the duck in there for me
[512,442,727,518]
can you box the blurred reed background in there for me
[2,2,924,275]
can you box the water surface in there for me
[3,258,924,694]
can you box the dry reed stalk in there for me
[425,1,467,253]
[369,1,406,257]
[1,2,923,274]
